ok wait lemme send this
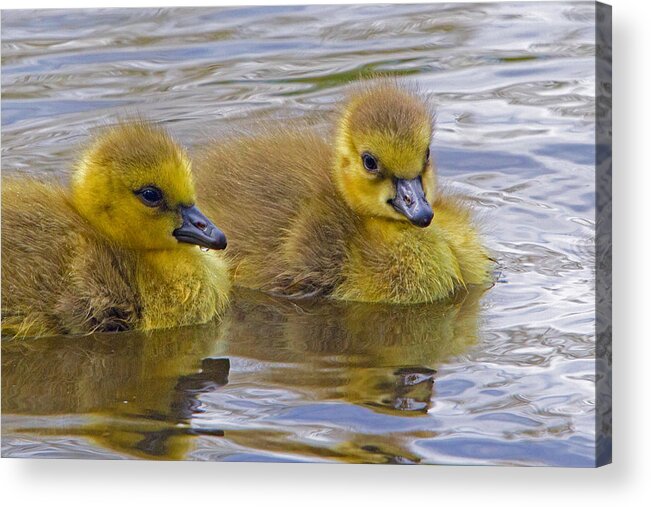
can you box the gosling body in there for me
[195,81,492,304]
[2,123,230,338]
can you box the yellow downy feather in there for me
[2,122,230,338]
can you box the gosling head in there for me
[333,82,435,228]
[71,122,227,251]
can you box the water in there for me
[1,2,601,466]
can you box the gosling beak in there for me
[389,176,434,228]
[173,205,227,250]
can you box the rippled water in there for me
[1,3,601,466]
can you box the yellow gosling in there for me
[2,122,230,338]
[195,80,492,304]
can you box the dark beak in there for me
[173,205,227,250]
[389,176,434,228]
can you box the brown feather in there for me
[194,81,492,303]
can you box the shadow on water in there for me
[1,286,486,463]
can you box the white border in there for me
[2,0,649,505]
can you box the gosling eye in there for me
[135,186,164,207]
[361,152,379,174]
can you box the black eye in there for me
[136,186,164,207]
[425,147,431,162]
[362,152,379,173]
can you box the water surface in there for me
[1,2,600,466]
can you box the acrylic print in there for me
[1,2,611,466]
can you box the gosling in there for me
[2,122,230,338]
[194,81,492,304]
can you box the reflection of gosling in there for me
[223,286,484,413]
[1,324,230,460]
[2,122,230,338]
[205,287,485,463]
[195,80,492,303]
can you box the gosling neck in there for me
[137,245,201,268]
[362,215,419,242]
